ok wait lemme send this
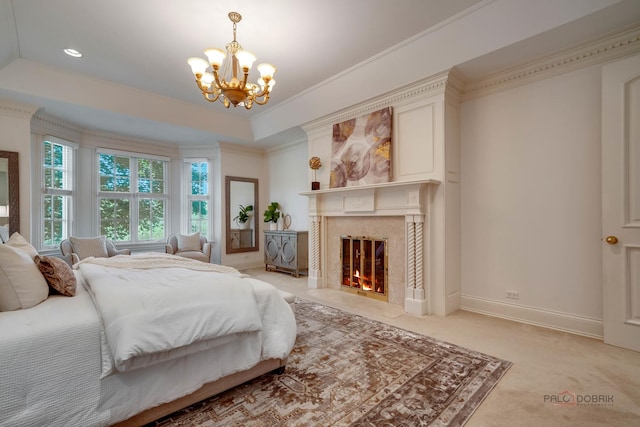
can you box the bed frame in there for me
[113,358,286,426]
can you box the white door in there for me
[602,53,640,352]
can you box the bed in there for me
[0,239,297,427]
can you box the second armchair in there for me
[165,232,212,263]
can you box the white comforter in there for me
[1,263,296,426]
[77,254,296,377]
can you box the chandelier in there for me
[187,11,276,109]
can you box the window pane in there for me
[99,154,131,192]
[138,178,151,193]
[42,194,70,246]
[100,176,113,191]
[43,141,70,191]
[138,159,164,194]
[52,195,63,219]
[190,200,208,235]
[115,176,130,192]
[138,159,150,179]
[151,181,163,193]
[190,162,208,195]
[115,156,130,177]
[151,161,164,180]
[99,154,114,176]
[138,198,164,241]
[100,198,131,241]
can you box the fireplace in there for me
[341,235,388,301]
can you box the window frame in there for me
[184,158,211,237]
[39,136,77,250]
[97,148,170,244]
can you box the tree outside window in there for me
[98,151,168,243]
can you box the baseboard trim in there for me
[461,295,603,339]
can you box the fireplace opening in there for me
[341,235,388,301]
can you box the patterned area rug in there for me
[150,299,511,426]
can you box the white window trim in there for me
[37,135,78,250]
[184,158,212,237]
[97,149,170,244]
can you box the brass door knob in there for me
[605,235,618,245]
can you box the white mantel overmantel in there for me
[301,68,461,317]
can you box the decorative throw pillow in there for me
[35,255,77,297]
[69,236,109,260]
[176,233,201,252]
[0,244,49,311]
[5,232,39,260]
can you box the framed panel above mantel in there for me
[300,179,439,217]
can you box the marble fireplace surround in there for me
[301,179,439,315]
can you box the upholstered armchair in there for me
[165,233,212,263]
[60,236,131,266]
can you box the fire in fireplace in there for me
[341,235,388,301]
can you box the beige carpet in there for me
[149,299,511,426]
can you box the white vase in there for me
[277,217,284,231]
[270,222,278,230]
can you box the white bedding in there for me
[0,259,297,426]
[78,255,268,376]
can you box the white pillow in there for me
[70,236,109,260]
[0,244,49,311]
[176,233,201,252]
[5,232,39,260]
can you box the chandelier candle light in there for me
[187,11,276,109]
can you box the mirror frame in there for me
[0,151,19,236]
[225,176,259,254]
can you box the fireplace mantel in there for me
[300,179,440,316]
[299,179,440,217]
[299,179,440,196]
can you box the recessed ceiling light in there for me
[63,48,83,58]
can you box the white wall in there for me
[265,141,309,232]
[460,64,603,331]
[0,100,38,241]
[218,143,268,269]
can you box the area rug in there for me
[149,299,512,426]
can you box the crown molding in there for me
[31,113,83,140]
[301,71,455,133]
[264,138,307,156]
[463,25,640,101]
[82,129,180,158]
[218,141,265,158]
[0,99,39,119]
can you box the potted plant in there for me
[233,204,253,229]
[263,202,280,230]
